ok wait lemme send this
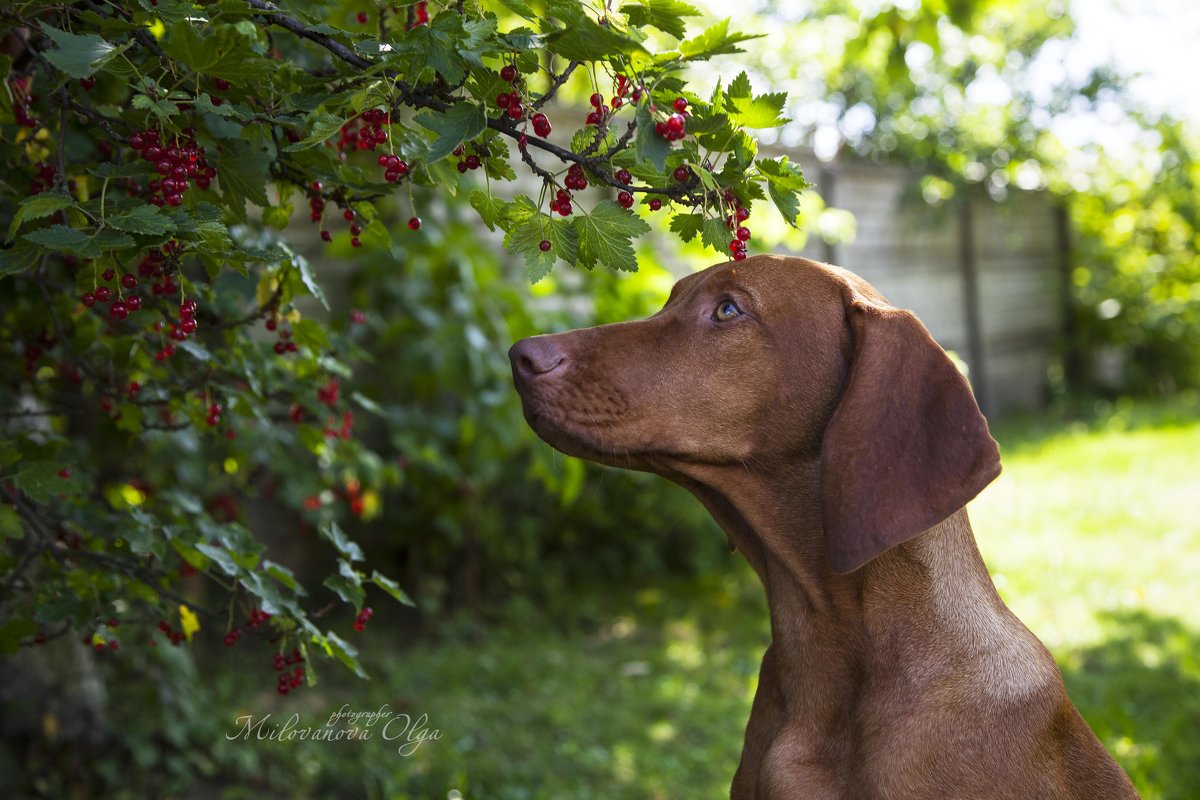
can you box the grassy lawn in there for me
[211,398,1200,799]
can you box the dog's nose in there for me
[510,336,566,380]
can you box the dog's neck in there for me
[680,458,1052,716]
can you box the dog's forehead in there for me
[674,255,846,307]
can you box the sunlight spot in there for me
[613,744,636,783]
[649,721,676,742]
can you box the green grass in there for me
[205,398,1200,800]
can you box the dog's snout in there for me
[510,336,566,380]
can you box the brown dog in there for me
[510,255,1139,799]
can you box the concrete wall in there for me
[784,156,1065,416]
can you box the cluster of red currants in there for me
[204,401,222,427]
[29,161,58,195]
[336,108,390,155]
[265,316,299,355]
[377,152,410,183]
[81,266,143,321]
[352,606,374,632]
[223,607,271,646]
[274,648,306,695]
[495,63,525,121]
[127,128,216,207]
[654,97,690,142]
[724,192,753,261]
[156,620,187,647]
[453,144,487,173]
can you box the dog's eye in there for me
[714,300,741,321]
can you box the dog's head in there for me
[510,254,999,573]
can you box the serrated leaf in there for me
[319,520,364,562]
[24,225,134,258]
[573,200,650,272]
[7,193,76,241]
[414,102,487,165]
[701,216,731,253]
[727,92,789,129]
[468,189,508,232]
[132,93,181,122]
[678,18,761,61]
[669,212,703,242]
[621,0,700,39]
[285,112,347,152]
[216,139,272,216]
[0,243,42,279]
[757,156,808,228]
[106,204,176,235]
[39,23,131,78]
[544,0,648,60]
[635,103,672,172]
[324,559,366,608]
[264,560,304,593]
[728,71,752,100]
[370,570,415,606]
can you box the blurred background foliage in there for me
[4,0,1200,798]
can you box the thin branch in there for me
[533,61,581,111]
[246,0,372,70]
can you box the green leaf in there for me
[323,559,365,608]
[39,23,131,78]
[635,103,672,172]
[495,0,537,18]
[621,0,700,39]
[370,570,415,606]
[7,193,77,241]
[106,205,176,236]
[196,542,240,576]
[468,189,507,232]
[24,225,134,258]
[0,505,21,540]
[0,618,38,655]
[264,560,304,593]
[215,139,273,216]
[727,92,789,129]
[285,112,347,152]
[669,212,703,242]
[319,521,364,562]
[757,156,809,227]
[292,255,329,311]
[677,18,762,61]
[573,200,650,272]
[701,216,731,253]
[0,242,42,279]
[321,630,367,678]
[544,0,648,60]
[11,461,81,504]
[414,102,487,165]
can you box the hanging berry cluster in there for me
[127,128,216,207]
[335,108,390,155]
[274,648,306,695]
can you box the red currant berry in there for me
[736,206,750,222]
[673,165,690,182]
[407,216,421,230]
[79,76,97,91]
[96,286,113,302]
[737,226,751,242]
[617,191,633,208]
[102,268,115,282]
[82,292,96,307]
[180,317,198,334]
[507,103,523,120]
[733,249,748,261]
[180,300,197,317]
[589,92,603,109]
[649,198,663,211]
[356,11,368,23]
[666,113,685,134]
[500,65,518,82]
[343,208,355,221]
[320,230,332,242]
[126,295,142,311]
[539,239,551,252]
[673,96,688,112]
[615,169,632,185]
[350,236,361,248]
[496,93,511,108]
[121,274,137,289]
[586,110,602,126]
[109,300,129,320]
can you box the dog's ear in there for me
[820,289,1001,574]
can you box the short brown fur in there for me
[509,255,1139,799]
